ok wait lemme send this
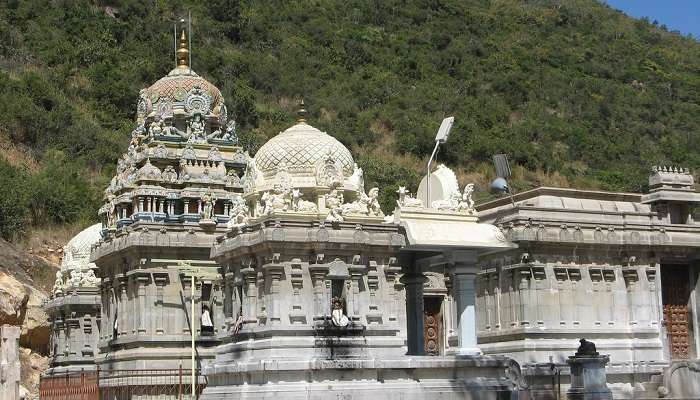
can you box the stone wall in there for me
[0,325,21,400]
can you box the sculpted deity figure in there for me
[149,115,164,136]
[81,270,99,287]
[325,187,345,222]
[188,113,206,143]
[227,199,250,231]
[162,165,178,182]
[396,186,423,208]
[52,271,64,295]
[68,270,82,288]
[223,120,238,142]
[201,192,216,220]
[226,170,241,186]
[349,163,365,192]
[457,183,476,214]
[341,187,383,217]
[331,296,350,327]
[366,187,383,216]
[106,194,117,228]
[432,183,477,214]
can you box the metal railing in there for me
[40,367,205,400]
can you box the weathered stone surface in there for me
[19,347,48,400]
[0,272,29,326]
[19,289,49,354]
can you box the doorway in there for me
[423,296,443,356]
[661,265,693,359]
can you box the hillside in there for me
[0,0,699,239]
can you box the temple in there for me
[41,22,700,400]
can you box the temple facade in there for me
[41,23,700,400]
[476,167,700,398]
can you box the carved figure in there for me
[149,116,164,136]
[162,165,178,182]
[106,194,117,228]
[331,296,350,327]
[458,183,476,214]
[227,200,250,231]
[349,163,365,192]
[397,186,423,208]
[575,338,598,356]
[325,188,345,222]
[201,192,216,220]
[366,187,383,216]
[226,170,241,186]
[188,113,206,143]
[81,270,99,287]
[68,270,82,288]
[52,271,64,295]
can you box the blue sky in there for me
[602,0,700,39]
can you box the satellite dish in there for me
[490,154,515,205]
[490,177,509,194]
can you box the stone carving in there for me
[153,143,169,158]
[162,165,178,182]
[316,151,343,187]
[149,116,166,137]
[325,187,345,222]
[257,185,317,215]
[137,159,162,180]
[188,113,206,143]
[80,270,99,287]
[185,85,211,115]
[575,338,598,356]
[341,187,383,217]
[331,297,350,327]
[397,186,423,208]
[201,191,217,220]
[226,170,241,186]
[291,189,317,212]
[208,145,222,162]
[182,145,196,160]
[431,184,476,214]
[348,163,365,192]
[52,271,64,295]
[227,198,250,231]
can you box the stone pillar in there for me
[400,271,428,356]
[262,264,284,325]
[153,273,168,335]
[567,345,612,400]
[309,264,330,321]
[451,251,482,355]
[241,266,258,326]
[0,325,20,400]
[135,274,150,334]
[348,264,367,323]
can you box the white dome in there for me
[61,223,102,272]
[254,122,354,178]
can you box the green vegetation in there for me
[0,0,698,240]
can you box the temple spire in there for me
[297,99,307,123]
[176,24,190,69]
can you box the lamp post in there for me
[426,117,454,206]
[179,262,219,399]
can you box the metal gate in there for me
[40,368,205,400]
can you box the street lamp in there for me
[426,116,454,206]
[179,261,218,399]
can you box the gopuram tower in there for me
[90,23,247,378]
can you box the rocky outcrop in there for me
[0,272,29,326]
[19,347,49,400]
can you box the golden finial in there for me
[297,99,307,123]
[176,24,190,68]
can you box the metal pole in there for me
[191,271,196,399]
[188,11,192,73]
[426,141,440,207]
